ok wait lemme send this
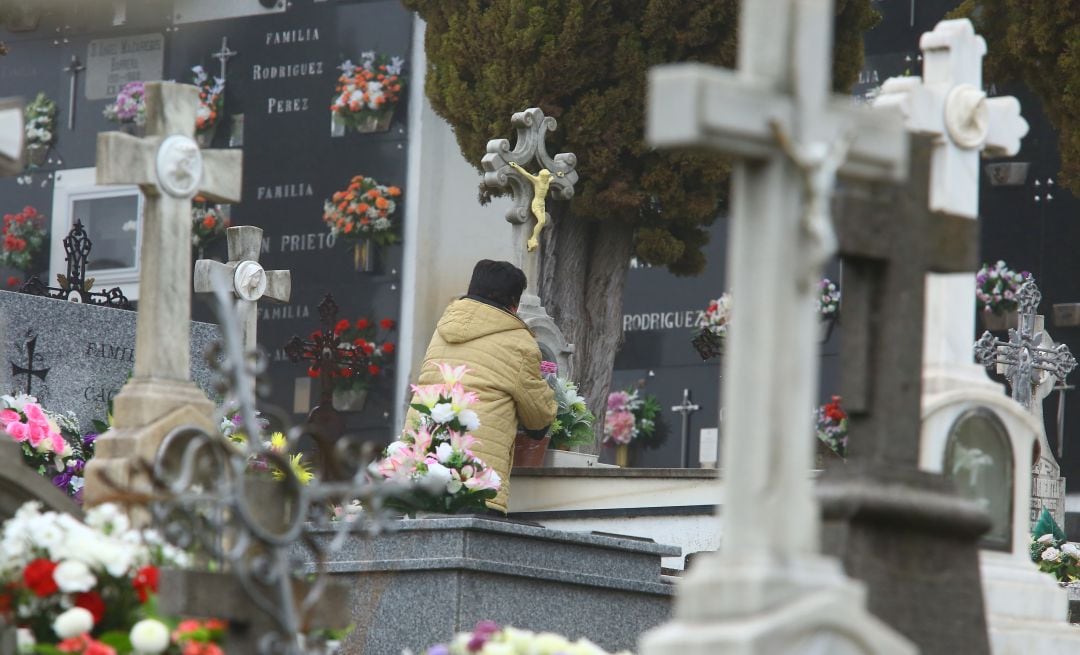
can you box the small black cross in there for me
[11,334,49,396]
[20,220,132,309]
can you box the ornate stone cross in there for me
[974,279,1078,411]
[212,37,237,81]
[194,225,291,356]
[642,1,913,652]
[20,220,132,309]
[63,54,85,131]
[85,82,241,506]
[481,108,577,295]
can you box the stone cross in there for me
[481,108,578,297]
[20,220,132,309]
[63,55,85,131]
[212,37,237,81]
[85,82,241,506]
[642,0,913,653]
[975,280,1078,412]
[0,97,24,175]
[669,388,699,468]
[819,136,994,652]
[873,20,1029,385]
[194,225,291,355]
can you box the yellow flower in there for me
[269,432,288,452]
[271,452,314,485]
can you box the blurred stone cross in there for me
[481,108,577,297]
[0,96,23,175]
[85,81,242,506]
[975,279,1078,411]
[642,0,914,652]
[195,225,291,356]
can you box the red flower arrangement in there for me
[315,316,397,393]
[323,174,401,247]
[0,205,47,271]
[815,395,848,458]
[191,196,229,250]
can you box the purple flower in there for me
[540,360,558,375]
[473,621,500,636]
[82,433,97,448]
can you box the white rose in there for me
[130,619,170,654]
[1037,534,1056,544]
[1064,543,1080,558]
[436,443,454,463]
[53,607,94,639]
[430,403,456,424]
[421,462,453,493]
[16,628,34,654]
[458,409,480,432]
[53,560,97,593]
[1042,547,1062,562]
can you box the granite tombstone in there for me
[0,290,219,430]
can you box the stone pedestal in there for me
[298,517,677,653]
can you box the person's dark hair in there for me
[467,260,527,310]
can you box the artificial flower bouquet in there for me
[190,197,229,250]
[314,317,397,394]
[0,205,47,272]
[330,51,405,133]
[603,389,661,447]
[323,175,402,247]
[218,404,314,485]
[1030,508,1080,583]
[25,92,57,148]
[547,377,595,450]
[0,501,225,655]
[815,395,848,458]
[421,621,630,655]
[692,292,731,360]
[0,393,94,501]
[103,82,146,126]
[817,277,840,320]
[191,66,224,137]
[377,363,501,516]
[975,260,1031,316]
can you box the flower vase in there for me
[692,330,723,361]
[332,387,368,412]
[819,316,837,344]
[119,122,146,137]
[196,123,217,147]
[242,477,296,536]
[25,143,48,167]
[512,433,550,468]
[614,444,631,467]
[354,240,376,273]
[356,108,394,134]
[981,310,1018,332]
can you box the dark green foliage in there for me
[403,0,877,274]
[1032,506,1067,542]
[955,1,1080,192]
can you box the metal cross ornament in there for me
[63,54,85,131]
[212,37,237,81]
[974,279,1078,411]
[481,108,578,253]
[670,388,700,468]
[20,220,133,309]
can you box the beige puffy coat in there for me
[408,298,557,513]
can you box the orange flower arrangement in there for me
[323,175,401,247]
[330,52,405,133]
[191,196,229,249]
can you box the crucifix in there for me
[84,82,241,507]
[63,54,84,131]
[974,280,1078,411]
[20,220,132,309]
[195,225,291,356]
[285,294,363,479]
[10,333,49,396]
[670,388,700,468]
[212,37,237,81]
[642,1,913,651]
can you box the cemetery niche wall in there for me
[0,0,411,445]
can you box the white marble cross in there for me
[194,225,291,355]
[96,81,241,391]
[875,19,1028,219]
[642,1,913,653]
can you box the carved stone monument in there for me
[84,82,242,506]
[642,0,914,652]
[481,108,578,375]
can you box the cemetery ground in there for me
[5,1,1080,655]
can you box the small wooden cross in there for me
[194,225,291,356]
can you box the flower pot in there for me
[814,437,845,470]
[119,122,146,137]
[981,309,1018,332]
[332,387,368,412]
[543,449,600,467]
[513,433,550,468]
[196,124,217,147]
[330,113,346,138]
[354,240,376,273]
[25,143,48,167]
[614,444,631,467]
[354,109,394,134]
[819,316,837,343]
[692,330,723,361]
